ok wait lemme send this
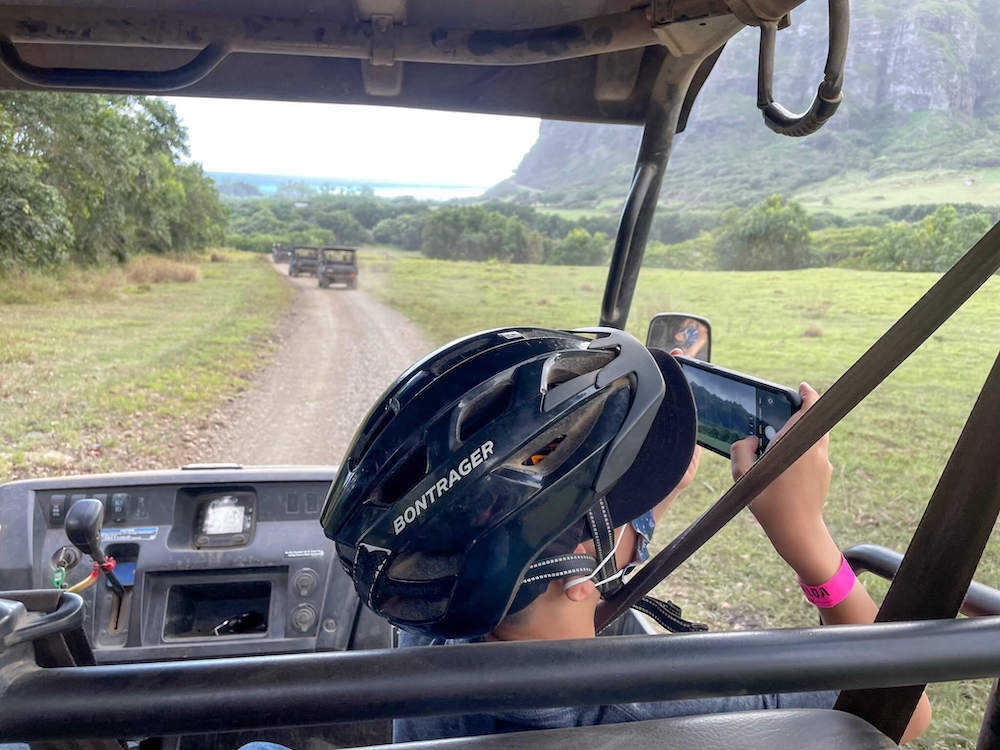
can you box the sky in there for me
[164,97,541,187]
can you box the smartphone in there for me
[674,356,802,459]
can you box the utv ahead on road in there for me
[317,246,358,289]
[287,245,319,277]
[271,242,290,263]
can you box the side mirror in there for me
[646,313,712,361]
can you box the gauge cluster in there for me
[193,492,256,548]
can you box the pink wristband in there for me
[798,555,856,608]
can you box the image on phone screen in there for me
[679,363,795,457]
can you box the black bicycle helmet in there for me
[321,326,678,638]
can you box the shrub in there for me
[546,228,611,265]
[862,205,992,272]
[644,233,717,270]
[715,195,812,271]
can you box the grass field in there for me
[363,252,1000,748]
[0,251,292,482]
[793,168,1000,218]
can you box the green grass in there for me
[0,251,293,481]
[794,169,1000,218]
[365,254,1000,748]
[537,206,617,221]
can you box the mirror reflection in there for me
[646,313,712,361]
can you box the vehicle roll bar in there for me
[4,617,1000,741]
[600,50,699,330]
[844,544,1000,618]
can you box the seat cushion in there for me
[375,709,897,750]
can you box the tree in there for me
[277,182,313,200]
[863,205,992,272]
[0,144,73,269]
[373,216,407,246]
[218,181,262,198]
[422,206,542,262]
[0,92,225,265]
[643,234,717,270]
[319,210,370,244]
[171,164,227,252]
[546,228,610,265]
[715,194,812,270]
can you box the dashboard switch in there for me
[49,495,66,524]
[305,493,318,514]
[111,493,128,523]
[293,568,318,597]
[291,603,318,634]
[286,493,299,514]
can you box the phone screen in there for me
[678,361,796,457]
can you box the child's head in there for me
[322,327,696,640]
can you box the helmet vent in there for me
[388,550,462,581]
[371,444,428,507]
[351,405,397,472]
[523,435,566,466]
[545,350,614,389]
[457,380,513,443]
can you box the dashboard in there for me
[0,465,390,665]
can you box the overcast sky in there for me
[164,97,541,186]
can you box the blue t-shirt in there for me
[393,622,836,743]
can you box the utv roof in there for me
[0,0,803,126]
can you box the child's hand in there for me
[730,383,840,583]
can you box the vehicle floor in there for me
[205,263,432,465]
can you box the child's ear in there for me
[564,578,597,602]
[563,543,598,602]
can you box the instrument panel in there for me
[0,466,389,664]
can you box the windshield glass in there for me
[1,3,998,744]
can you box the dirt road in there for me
[207,263,433,466]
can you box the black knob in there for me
[291,604,317,634]
[65,498,106,563]
[293,568,318,597]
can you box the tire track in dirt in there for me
[205,262,433,466]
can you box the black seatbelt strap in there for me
[597,220,1000,632]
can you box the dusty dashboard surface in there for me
[0,466,390,664]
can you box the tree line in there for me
[0,93,225,271]
[229,187,995,273]
[227,194,617,266]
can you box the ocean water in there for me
[210,172,487,201]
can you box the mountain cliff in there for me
[494,0,1000,212]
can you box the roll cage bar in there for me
[1,0,999,746]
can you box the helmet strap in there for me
[586,497,709,634]
[585,497,624,597]
[521,553,597,587]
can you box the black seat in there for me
[370,709,897,749]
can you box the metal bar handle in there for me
[756,0,849,137]
[0,39,229,92]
